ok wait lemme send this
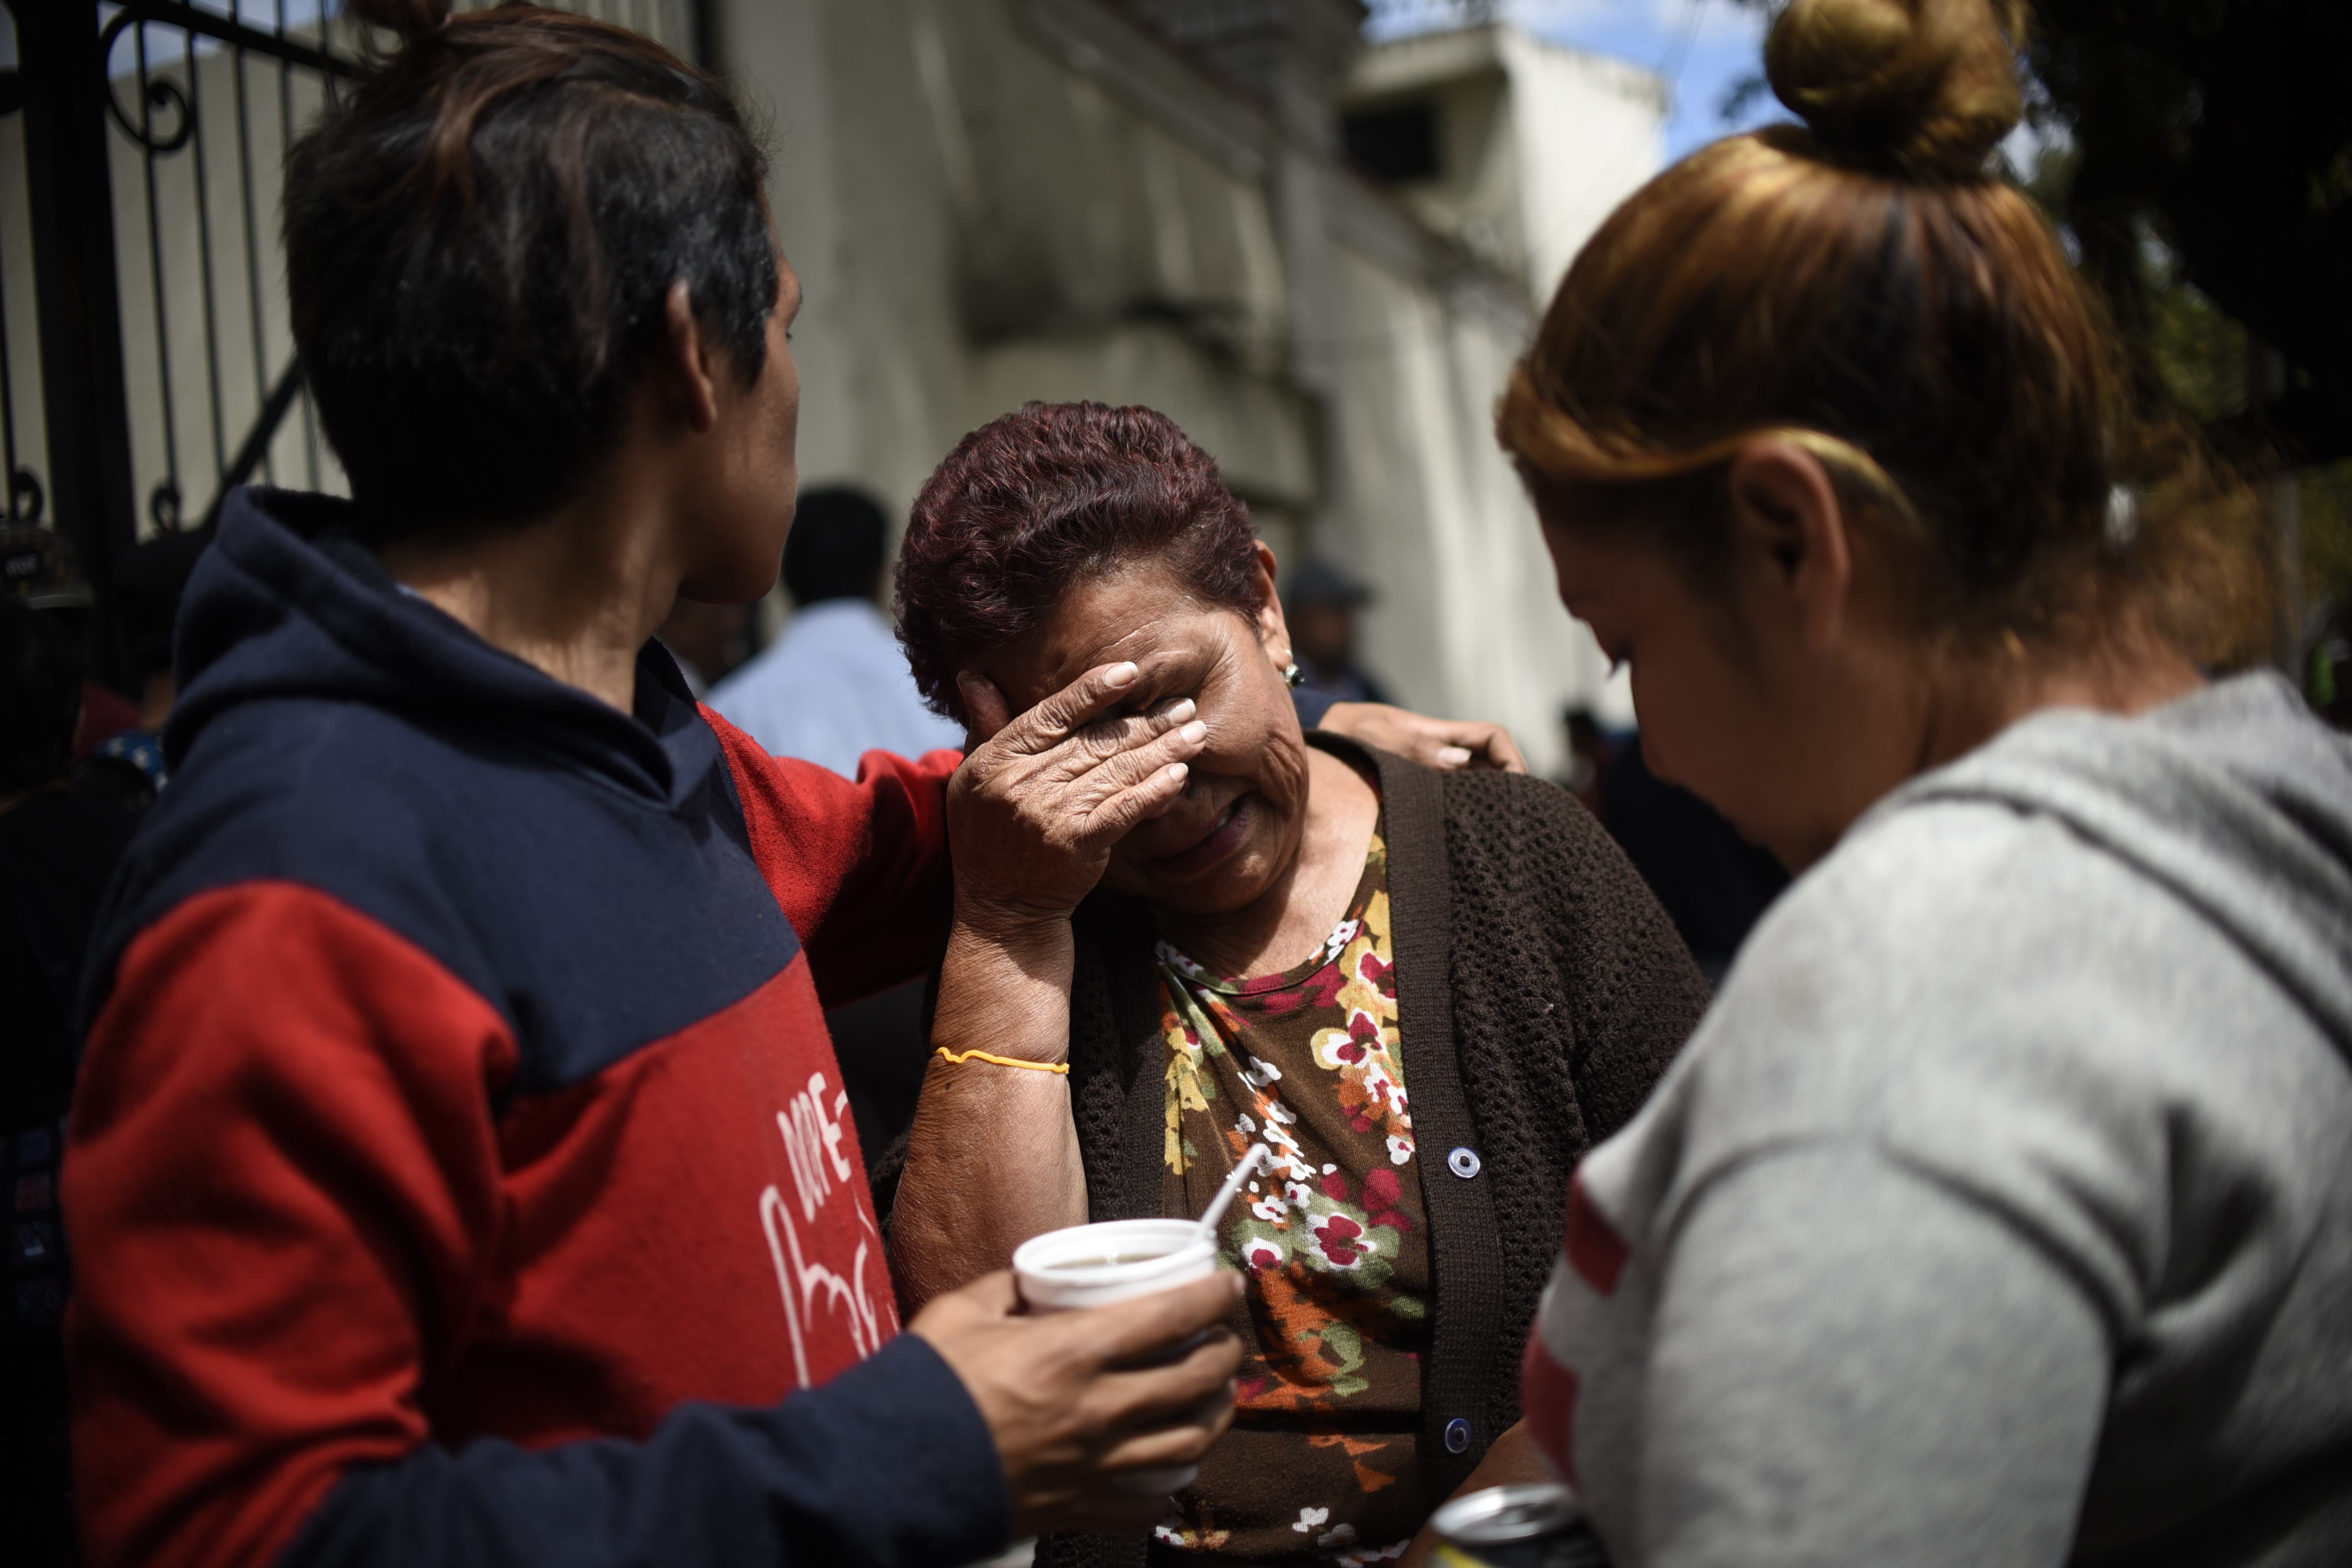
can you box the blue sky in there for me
[1368,0,1795,162]
[4,2,1794,162]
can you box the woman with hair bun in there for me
[1511,1,2352,1563]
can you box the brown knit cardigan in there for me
[1029,736,1710,1568]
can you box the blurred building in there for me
[1343,19,1664,310]
[0,0,1659,771]
[738,0,1661,771]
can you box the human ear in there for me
[660,279,722,436]
[1248,540,1291,667]
[1726,439,1853,653]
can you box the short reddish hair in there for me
[896,401,1260,720]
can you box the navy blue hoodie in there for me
[64,487,1006,1568]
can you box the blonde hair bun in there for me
[1767,0,2026,179]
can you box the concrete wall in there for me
[1345,24,1665,317]
[1498,30,1663,305]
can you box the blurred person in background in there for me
[112,528,209,735]
[1279,553,1524,770]
[1504,1,2352,1563]
[710,484,964,777]
[709,484,964,1170]
[76,528,214,794]
[884,401,1710,1568]
[2,525,139,763]
[1282,557,1391,710]
[1553,704,1612,816]
[62,7,1252,1566]
[1555,705,1786,983]
[0,526,160,810]
[0,590,151,1568]
[1591,741,1788,986]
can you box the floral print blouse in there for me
[1154,818,1430,1565]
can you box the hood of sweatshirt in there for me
[167,486,715,808]
[1880,671,2352,1062]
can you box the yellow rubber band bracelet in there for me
[933,1046,1070,1075]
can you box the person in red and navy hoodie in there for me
[59,6,1263,1566]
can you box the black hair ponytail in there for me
[285,3,774,536]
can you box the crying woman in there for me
[880,400,1709,1568]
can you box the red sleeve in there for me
[65,883,516,1568]
[702,706,960,1009]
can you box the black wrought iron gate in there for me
[0,0,710,689]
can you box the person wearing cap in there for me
[111,527,211,732]
[0,573,152,1568]
[1283,558,1392,713]
[0,523,145,761]
[707,485,965,778]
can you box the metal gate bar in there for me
[19,0,140,682]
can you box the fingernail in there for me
[1167,698,1197,722]
[1436,745,1473,767]
[1106,662,1140,688]
[956,671,983,691]
[1168,763,1189,781]
[1180,720,1208,744]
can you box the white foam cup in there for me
[1011,1218,1224,1495]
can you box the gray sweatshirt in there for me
[1527,673,2352,1566]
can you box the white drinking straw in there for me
[1195,1143,1272,1244]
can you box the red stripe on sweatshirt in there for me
[67,879,901,1568]
[1522,1329,1582,1486]
[430,951,899,1446]
[1564,1171,1628,1297]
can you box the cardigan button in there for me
[1444,1417,1472,1454]
[1447,1146,1481,1180]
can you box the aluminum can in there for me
[1429,1484,1609,1568]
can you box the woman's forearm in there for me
[888,916,1091,1314]
[892,662,1202,1312]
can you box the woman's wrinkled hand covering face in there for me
[947,650,1210,936]
[958,560,1317,923]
